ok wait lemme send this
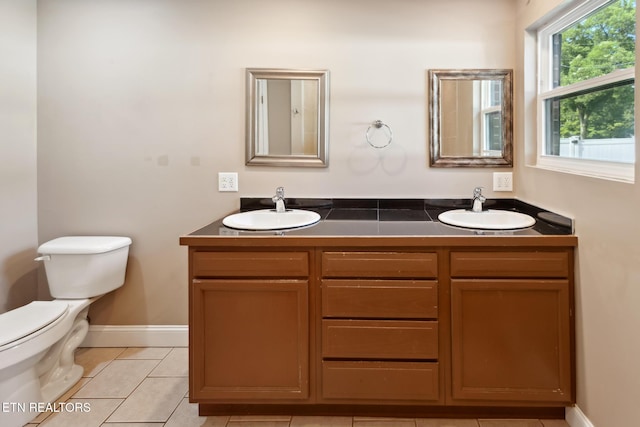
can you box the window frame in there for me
[535,0,636,183]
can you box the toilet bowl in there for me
[0,236,131,427]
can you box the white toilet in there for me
[0,236,132,427]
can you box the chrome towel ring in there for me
[366,120,393,149]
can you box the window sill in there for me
[534,156,635,184]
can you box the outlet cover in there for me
[218,172,238,192]
[493,172,513,192]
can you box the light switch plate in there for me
[218,172,238,192]
[493,172,513,192]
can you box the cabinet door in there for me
[451,279,572,404]
[191,279,309,401]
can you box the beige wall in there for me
[0,0,39,312]
[7,0,640,424]
[516,1,640,426]
[36,0,516,326]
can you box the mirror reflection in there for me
[256,79,319,157]
[429,69,513,167]
[246,69,329,167]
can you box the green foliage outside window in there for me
[557,0,635,139]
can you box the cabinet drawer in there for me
[322,280,438,319]
[322,252,438,278]
[451,251,569,278]
[192,251,308,277]
[322,361,439,401]
[322,320,438,359]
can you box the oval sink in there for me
[222,209,321,231]
[438,209,536,230]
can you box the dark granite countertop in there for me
[182,198,574,242]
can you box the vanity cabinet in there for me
[449,250,573,404]
[320,251,440,403]
[189,250,310,401]
[182,237,575,418]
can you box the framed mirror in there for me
[429,69,513,167]
[246,68,329,167]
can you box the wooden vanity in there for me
[181,223,576,419]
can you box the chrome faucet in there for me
[472,187,486,212]
[272,186,286,213]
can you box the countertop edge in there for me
[179,234,578,248]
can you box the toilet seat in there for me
[0,301,68,348]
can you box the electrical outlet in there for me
[218,172,238,192]
[493,172,513,192]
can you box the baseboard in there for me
[566,406,595,427]
[80,325,188,347]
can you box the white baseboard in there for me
[80,325,188,348]
[566,406,595,427]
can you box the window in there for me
[536,0,636,182]
[481,80,504,155]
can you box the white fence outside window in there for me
[558,137,635,163]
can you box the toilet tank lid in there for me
[38,236,132,255]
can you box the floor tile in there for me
[417,419,480,427]
[106,376,188,423]
[354,417,416,427]
[149,347,188,377]
[73,359,159,398]
[540,421,570,427]
[290,415,353,427]
[100,423,164,427]
[478,420,543,427]
[228,415,292,426]
[31,377,91,424]
[117,347,172,360]
[229,415,292,421]
[38,398,123,427]
[226,422,290,427]
[165,398,229,427]
[75,347,126,377]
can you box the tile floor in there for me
[25,347,570,427]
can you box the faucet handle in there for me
[473,187,484,197]
[273,186,285,202]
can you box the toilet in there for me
[0,236,132,427]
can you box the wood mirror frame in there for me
[429,69,513,168]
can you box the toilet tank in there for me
[37,236,132,299]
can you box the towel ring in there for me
[366,120,393,149]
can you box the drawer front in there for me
[193,251,309,278]
[322,252,438,279]
[322,320,438,359]
[451,251,569,278]
[322,280,438,319]
[322,361,439,401]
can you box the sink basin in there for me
[438,209,536,230]
[222,209,321,231]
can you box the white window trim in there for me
[534,0,636,183]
